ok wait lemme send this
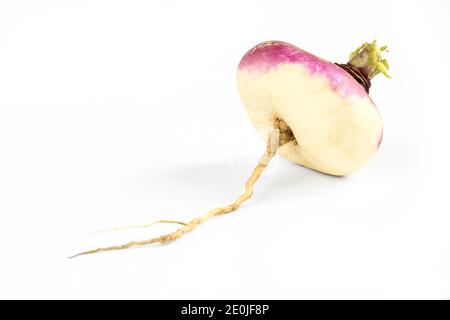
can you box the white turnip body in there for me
[237,41,385,176]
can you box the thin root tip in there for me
[68,251,89,259]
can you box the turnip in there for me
[71,40,390,258]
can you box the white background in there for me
[0,0,449,299]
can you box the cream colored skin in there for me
[237,63,383,176]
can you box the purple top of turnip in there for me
[238,40,390,99]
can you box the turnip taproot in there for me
[71,40,390,258]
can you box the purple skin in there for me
[238,41,368,99]
[238,40,383,148]
[377,128,383,147]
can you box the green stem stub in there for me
[348,40,391,80]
